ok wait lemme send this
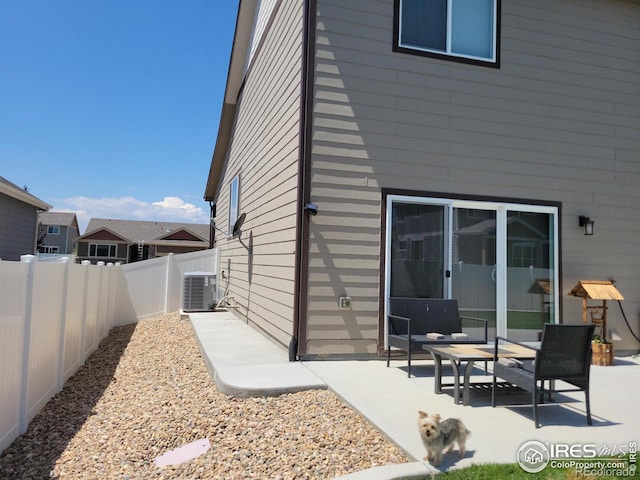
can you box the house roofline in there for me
[204,0,258,202]
[0,178,51,211]
[77,226,130,243]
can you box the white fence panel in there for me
[120,249,219,318]
[27,262,65,426]
[0,248,218,454]
[174,249,218,276]
[83,267,101,358]
[111,267,138,327]
[0,262,28,453]
[62,263,87,385]
[121,256,171,319]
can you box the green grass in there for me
[437,463,566,479]
[409,458,639,480]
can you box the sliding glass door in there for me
[505,209,556,341]
[450,206,498,339]
[386,196,558,341]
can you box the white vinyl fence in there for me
[0,248,218,454]
[120,249,219,319]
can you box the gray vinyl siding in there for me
[215,0,303,347]
[0,194,38,261]
[42,225,78,254]
[306,0,640,354]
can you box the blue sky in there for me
[0,1,238,233]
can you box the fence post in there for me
[96,262,105,340]
[18,255,36,434]
[56,257,71,392]
[106,263,114,330]
[164,253,174,314]
[80,260,91,363]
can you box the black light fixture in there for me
[579,216,594,236]
[304,203,318,216]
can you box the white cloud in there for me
[53,196,209,233]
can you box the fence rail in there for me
[0,248,218,454]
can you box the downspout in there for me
[209,201,216,249]
[290,0,316,361]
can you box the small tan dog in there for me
[417,411,470,466]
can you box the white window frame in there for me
[89,243,117,257]
[228,174,240,238]
[384,195,559,345]
[47,225,60,235]
[397,0,499,65]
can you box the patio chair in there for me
[387,298,488,377]
[491,323,595,428]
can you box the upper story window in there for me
[47,225,60,235]
[394,0,499,67]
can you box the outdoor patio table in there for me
[422,343,537,405]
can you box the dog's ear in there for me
[418,410,428,419]
[433,414,442,423]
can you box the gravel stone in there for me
[0,312,409,479]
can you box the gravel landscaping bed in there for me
[0,312,409,479]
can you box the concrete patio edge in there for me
[333,461,437,480]
[187,310,326,397]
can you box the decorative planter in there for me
[592,342,614,366]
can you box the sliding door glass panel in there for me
[390,203,445,298]
[506,211,555,341]
[450,207,497,339]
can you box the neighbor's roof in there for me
[38,211,79,229]
[78,218,210,244]
[0,176,51,211]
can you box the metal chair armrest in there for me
[493,336,540,361]
[388,314,411,336]
[460,316,489,342]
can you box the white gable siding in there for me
[305,0,640,355]
[216,0,303,347]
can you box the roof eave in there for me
[0,182,51,211]
[204,0,257,202]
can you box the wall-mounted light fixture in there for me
[304,203,318,216]
[579,216,594,236]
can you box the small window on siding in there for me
[229,174,240,236]
[48,225,60,235]
[395,0,499,66]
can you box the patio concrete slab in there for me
[188,311,640,478]
[305,357,640,470]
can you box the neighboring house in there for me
[205,1,640,359]
[0,176,51,261]
[76,219,210,264]
[38,211,80,255]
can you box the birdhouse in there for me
[569,280,623,366]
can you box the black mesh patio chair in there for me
[491,323,595,428]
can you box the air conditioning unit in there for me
[182,272,217,312]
